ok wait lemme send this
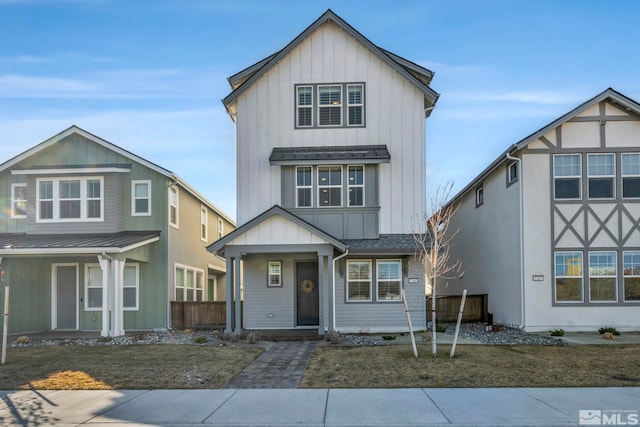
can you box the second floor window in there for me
[169,186,179,228]
[11,183,27,218]
[318,166,342,207]
[295,83,365,129]
[348,165,364,206]
[37,177,103,222]
[554,154,581,200]
[200,206,208,242]
[296,166,312,207]
[587,154,614,199]
[132,180,151,216]
[622,153,640,198]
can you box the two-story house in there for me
[0,126,235,337]
[208,9,438,335]
[444,88,640,332]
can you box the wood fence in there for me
[426,294,488,323]
[170,301,242,330]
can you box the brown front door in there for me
[296,261,319,326]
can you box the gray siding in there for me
[334,257,426,333]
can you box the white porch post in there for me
[112,259,126,336]
[225,256,233,334]
[233,257,242,335]
[98,256,111,337]
[317,254,325,335]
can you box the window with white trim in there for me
[296,166,312,207]
[347,84,364,126]
[296,85,313,127]
[37,177,103,222]
[268,261,282,287]
[346,260,371,301]
[123,264,139,310]
[131,180,151,216]
[11,183,27,218]
[554,251,583,302]
[377,260,402,301]
[318,166,342,207]
[348,165,364,207]
[85,264,103,311]
[169,186,179,228]
[475,184,484,207]
[589,251,617,302]
[200,206,208,242]
[554,154,582,200]
[622,153,640,199]
[623,251,640,301]
[218,218,223,238]
[174,265,204,301]
[587,154,615,199]
[318,85,342,126]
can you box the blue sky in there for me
[2,0,640,219]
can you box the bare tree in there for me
[413,182,462,356]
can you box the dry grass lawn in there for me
[299,344,640,388]
[0,345,262,390]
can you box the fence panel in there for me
[171,302,235,329]
[426,294,488,323]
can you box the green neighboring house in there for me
[0,126,235,336]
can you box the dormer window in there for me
[295,83,365,129]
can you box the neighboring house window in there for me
[318,85,342,126]
[622,153,640,199]
[346,260,371,302]
[174,265,204,301]
[554,154,582,200]
[36,177,103,222]
[85,264,103,311]
[131,180,151,216]
[267,261,282,287]
[11,183,27,218]
[218,218,224,238]
[296,85,313,127]
[200,206,208,242]
[296,166,312,207]
[589,251,617,302]
[84,263,138,310]
[123,264,139,310]
[587,154,615,199]
[554,251,583,302]
[475,184,484,207]
[169,186,179,228]
[318,166,342,207]
[507,162,518,186]
[623,251,640,301]
[347,84,364,126]
[348,165,364,206]
[377,260,402,301]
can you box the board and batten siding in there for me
[334,258,426,333]
[234,20,426,232]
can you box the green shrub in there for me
[381,335,396,340]
[436,324,447,333]
[549,329,565,336]
[194,336,207,344]
[598,326,621,336]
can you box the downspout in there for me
[506,152,525,329]
[332,249,349,331]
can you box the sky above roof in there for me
[2,0,640,219]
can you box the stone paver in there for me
[223,341,318,388]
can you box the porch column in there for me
[112,259,126,337]
[98,256,111,337]
[317,254,325,335]
[327,255,334,332]
[225,256,233,334]
[234,256,242,335]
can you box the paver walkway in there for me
[223,341,318,388]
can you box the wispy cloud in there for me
[444,89,585,106]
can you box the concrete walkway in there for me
[1,387,639,426]
[223,341,318,388]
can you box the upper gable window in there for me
[506,161,518,187]
[36,177,103,222]
[11,183,27,218]
[294,83,365,129]
[131,180,151,216]
[622,153,640,199]
[200,206,208,242]
[169,186,179,228]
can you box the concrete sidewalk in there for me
[1,387,639,426]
